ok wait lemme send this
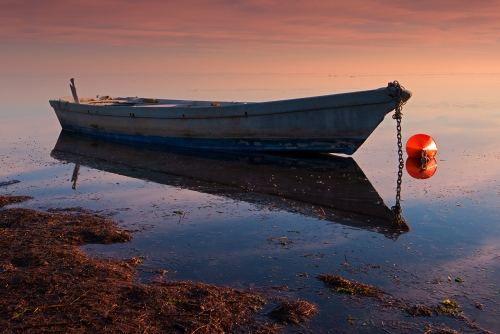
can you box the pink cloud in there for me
[1,0,499,50]
[1,0,499,75]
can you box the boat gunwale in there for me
[52,86,391,106]
[51,99,396,120]
[50,87,401,120]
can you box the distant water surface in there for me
[1,73,499,333]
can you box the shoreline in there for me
[0,195,291,333]
[0,195,493,334]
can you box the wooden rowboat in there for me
[49,80,411,154]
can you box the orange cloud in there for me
[2,0,499,48]
[1,0,499,74]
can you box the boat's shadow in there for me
[51,130,410,238]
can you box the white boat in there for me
[49,80,411,154]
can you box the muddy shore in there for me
[0,195,302,333]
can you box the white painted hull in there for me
[49,84,411,154]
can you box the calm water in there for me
[1,73,499,333]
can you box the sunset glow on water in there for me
[1,1,500,332]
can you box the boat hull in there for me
[50,86,410,153]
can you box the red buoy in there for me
[406,134,437,159]
[406,157,438,179]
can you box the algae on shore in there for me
[268,300,318,325]
[318,273,384,299]
[0,195,282,333]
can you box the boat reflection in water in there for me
[51,131,410,238]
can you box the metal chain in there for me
[387,81,407,227]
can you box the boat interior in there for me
[59,95,246,107]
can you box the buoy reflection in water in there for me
[406,157,438,179]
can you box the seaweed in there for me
[318,274,384,299]
[0,195,33,207]
[268,300,318,325]
[0,196,282,333]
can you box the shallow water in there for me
[1,73,499,333]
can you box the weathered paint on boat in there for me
[49,83,412,153]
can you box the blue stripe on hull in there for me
[60,123,364,154]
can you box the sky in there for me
[1,0,500,75]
